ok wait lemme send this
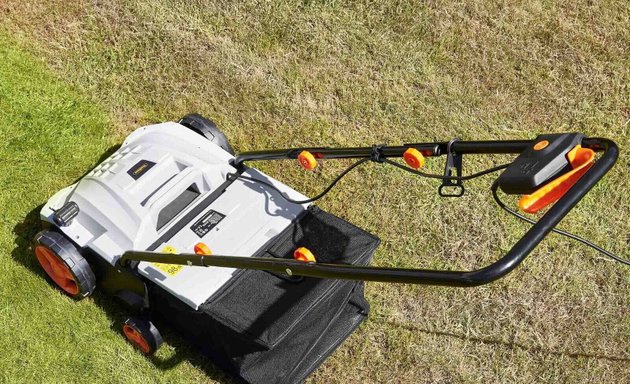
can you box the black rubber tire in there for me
[123,317,163,355]
[179,113,235,155]
[33,230,96,300]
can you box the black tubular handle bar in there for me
[231,139,533,165]
[120,137,618,286]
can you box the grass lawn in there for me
[1,1,629,383]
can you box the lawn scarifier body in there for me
[33,114,618,384]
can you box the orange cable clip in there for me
[194,243,213,255]
[297,150,317,170]
[293,247,316,262]
[403,148,425,169]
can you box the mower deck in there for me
[137,167,309,309]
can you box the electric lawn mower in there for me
[32,114,623,383]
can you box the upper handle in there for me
[121,137,618,286]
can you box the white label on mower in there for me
[190,209,225,237]
[152,245,184,276]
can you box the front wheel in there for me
[123,317,163,355]
[33,230,96,299]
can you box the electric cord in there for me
[381,157,510,180]
[490,180,630,266]
[232,155,508,204]
[370,158,628,266]
[233,154,628,266]
[228,158,370,204]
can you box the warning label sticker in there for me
[152,245,184,276]
[190,210,225,238]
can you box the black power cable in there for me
[362,158,628,266]
[490,180,630,266]
[234,154,628,266]
[382,157,510,180]
[228,158,370,204]
[231,156,509,204]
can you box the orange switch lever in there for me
[519,145,595,213]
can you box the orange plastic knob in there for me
[298,150,317,170]
[403,148,425,169]
[194,243,213,255]
[293,247,316,262]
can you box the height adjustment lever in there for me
[439,139,465,197]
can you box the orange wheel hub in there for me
[123,324,151,354]
[34,245,79,296]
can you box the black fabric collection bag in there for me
[151,207,380,383]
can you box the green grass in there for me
[1,1,629,382]
[0,34,229,383]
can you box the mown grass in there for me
[1,1,629,383]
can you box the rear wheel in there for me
[34,230,95,299]
[179,113,234,155]
[123,317,163,355]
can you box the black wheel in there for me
[123,317,163,355]
[33,230,96,299]
[179,113,235,155]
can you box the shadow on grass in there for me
[11,204,234,384]
[388,321,630,363]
